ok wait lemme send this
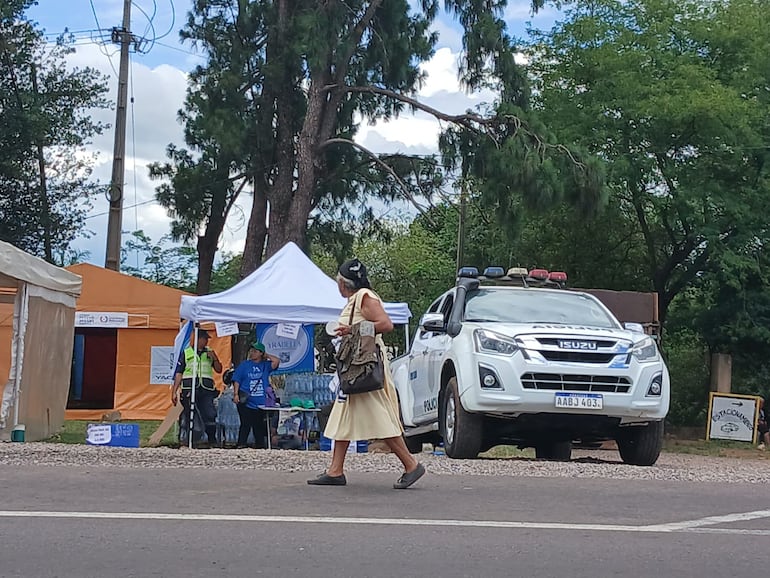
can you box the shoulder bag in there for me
[336,294,385,395]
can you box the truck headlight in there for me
[631,337,659,363]
[474,329,518,356]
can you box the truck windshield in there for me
[464,288,619,329]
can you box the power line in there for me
[87,0,119,77]
[88,198,156,220]
[141,0,158,39]
[155,40,205,59]
[154,0,176,41]
[131,1,157,53]
[87,0,104,34]
[130,53,139,262]
[43,28,101,38]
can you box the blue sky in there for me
[26,0,561,266]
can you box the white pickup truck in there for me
[392,267,670,466]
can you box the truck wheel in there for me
[440,377,482,459]
[535,441,572,461]
[404,435,424,454]
[616,421,664,466]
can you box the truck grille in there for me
[520,372,632,393]
[539,351,618,363]
[536,338,617,348]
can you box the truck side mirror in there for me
[420,313,446,333]
[624,322,645,334]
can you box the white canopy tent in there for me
[174,242,412,447]
[179,241,411,324]
[0,241,82,440]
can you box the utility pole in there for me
[456,176,467,271]
[30,63,52,263]
[104,0,133,271]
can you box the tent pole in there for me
[189,325,199,449]
[404,323,410,353]
[12,284,29,428]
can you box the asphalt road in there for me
[1,465,768,577]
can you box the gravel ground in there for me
[2,443,770,483]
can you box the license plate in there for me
[554,393,603,410]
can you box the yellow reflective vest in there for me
[181,347,215,389]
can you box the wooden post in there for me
[710,353,732,393]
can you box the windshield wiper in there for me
[464,318,498,322]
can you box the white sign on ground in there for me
[707,392,760,443]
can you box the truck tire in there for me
[440,377,482,459]
[616,421,664,466]
[535,441,572,461]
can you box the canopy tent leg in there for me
[188,325,199,449]
[404,323,410,352]
[13,284,29,428]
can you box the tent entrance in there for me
[67,328,117,410]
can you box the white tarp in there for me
[0,240,82,295]
[179,242,412,324]
[0,242,82,438]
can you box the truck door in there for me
[422,292,455,420]
[409,296,444,423]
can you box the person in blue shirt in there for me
[232,341,280,448]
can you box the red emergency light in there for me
[549,271,567,282]
[528,268,549,281]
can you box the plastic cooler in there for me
[320,436,368,453]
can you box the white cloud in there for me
[64,41,501,266]
[418,47,463,98]
[62,44,189,262]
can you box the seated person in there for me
[273,410,306,450]
[758,397,769,450]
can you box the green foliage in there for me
[0,0,109,261]
[167,0,591,293]
[529,0,770,321]
[664,328,710,426]
[47,420,177,446]
[121,230,197,291]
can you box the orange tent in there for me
[1,264,231,421]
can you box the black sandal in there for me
[393,463,425,489]
[307,472,347,486]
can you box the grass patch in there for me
[45,420,178,447]
[479,445,535,459]
[662,437,768,458]
[478,439,768,461]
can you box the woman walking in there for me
[308,259,425,489]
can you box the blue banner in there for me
[256,323,315,374]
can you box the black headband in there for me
[339,258,371,289]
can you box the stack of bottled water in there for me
[282,373,336,433]
[215,388,241,445]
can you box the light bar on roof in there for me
[507,267,528,277]
[458,266,479,278]
[528,268,549,281]
[483,266,505,278]
[549,271,567,282]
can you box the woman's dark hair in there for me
[338,258,371,289]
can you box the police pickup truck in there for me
[392,267,670,466]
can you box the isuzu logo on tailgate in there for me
[558,340,598,350]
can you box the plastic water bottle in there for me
[432,442,445,456]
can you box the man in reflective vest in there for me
[172,329,223,446]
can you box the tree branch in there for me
[320,137,432,217]
[338,85,492,134]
